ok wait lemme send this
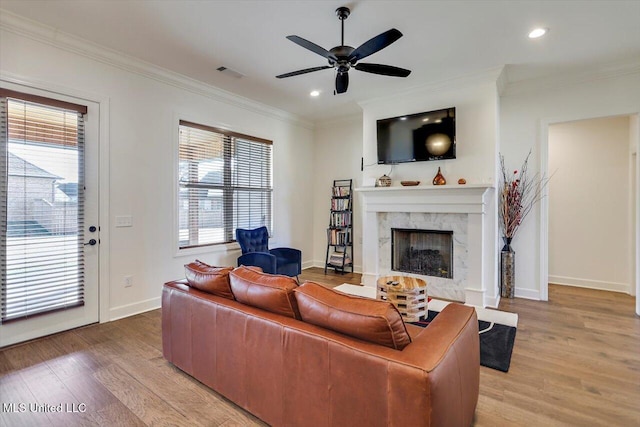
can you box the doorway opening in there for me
[543,113,638,309]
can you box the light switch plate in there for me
[115,215,133,227]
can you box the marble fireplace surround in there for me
[356,185,493,307]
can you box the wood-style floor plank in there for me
[0,370,50,426]
[21,362,96,427]
[93,363,194,426]
[90,401,146,427]
[0,268,638,426]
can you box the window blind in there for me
[1,94,85,323]
[178,120,272,248]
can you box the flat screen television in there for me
[377,107,456,164]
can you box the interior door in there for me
[0,88,99,348]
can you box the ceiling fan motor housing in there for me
[276,5,410,94]
[329,45,355,67]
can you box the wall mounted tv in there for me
[377,107,456,164]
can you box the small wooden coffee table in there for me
[376,276,428,322]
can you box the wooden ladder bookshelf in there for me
[324,179,353,274]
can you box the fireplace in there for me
[392,228,453,279]
[356,184,494,307]
[355,184,492,307]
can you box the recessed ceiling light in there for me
[422,118,430,122]
[310,90,320,97]
[528,28,548,39]
[399,117,407,121]
[435,119,442,123]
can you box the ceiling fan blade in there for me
[349,29,403,62]
[335,72,349,94]
[276,66,332,79]
[286,35,338,62]
[354,63,411,77]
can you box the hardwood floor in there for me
[1,268,638,426]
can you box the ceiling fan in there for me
[276,6,411,95]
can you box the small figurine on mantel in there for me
[432,167,446,185]
[376,174,391,187]
[376,166,393,187]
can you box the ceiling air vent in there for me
[216,66,244,79]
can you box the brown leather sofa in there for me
[162,264,480,427]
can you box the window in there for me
[178,120,272,248]
[1,89,87,322]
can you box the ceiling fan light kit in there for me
[276,6,411,95]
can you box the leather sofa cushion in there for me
[294,282,412,350]
[229,266,300,319]
[184,260,235,300]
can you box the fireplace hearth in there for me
[392,228,453,279]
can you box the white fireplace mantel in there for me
[355,184,495,307]
[355,184,492,214]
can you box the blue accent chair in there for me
[235,226,302,278]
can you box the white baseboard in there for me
[548,275,630,294]
[464,288,485,307]
[484,293,501,309]
[514,288,541,300]
[109,297,161,321]
[302,260,315,270]
[306,260,362,274]
[309,260,328,269]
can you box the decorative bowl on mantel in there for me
[400,181,420,186]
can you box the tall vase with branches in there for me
[498,150,550,297]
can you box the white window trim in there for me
[171,113,274,258]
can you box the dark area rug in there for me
[411,309,517,372]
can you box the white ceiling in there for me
[2,0,639,122]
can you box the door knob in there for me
[84,239,97,246]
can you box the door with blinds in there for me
[0,89,99,347]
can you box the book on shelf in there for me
[328,251,352,266]
[332,186,351,197]
[327,228,351,246]
[329,212,351,227]
[331,198,350,211]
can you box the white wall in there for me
[312,115,363,271]
[0,22,315,321]
[500,69,640,299]
[548,116,631,292]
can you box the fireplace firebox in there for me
[391,228,453,279]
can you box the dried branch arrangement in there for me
[498,150,550,239]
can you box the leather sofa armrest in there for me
[165,279,189,289]
[238,252,277,274]
[402,303,478,368]
[401,303,479,427]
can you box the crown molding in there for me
[357,66,504,109]
[0,9,314,130]
[315,112,363,129]
[502,58,640,97]
[495,66,508,96]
